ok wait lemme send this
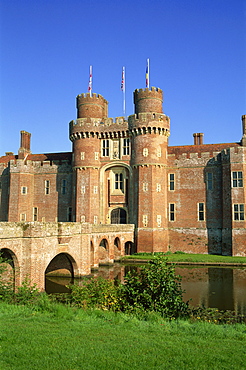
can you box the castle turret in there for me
[70,93,108,223]
[77,93,108,119]
[129,87,170,252]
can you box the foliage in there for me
[68,276,121,311]
[0,254,14,301]
[190,307,246,325]
[121,256,189,318]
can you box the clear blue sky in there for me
[0,0,245,155]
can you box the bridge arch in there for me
[0,247,20,289]
[45,252,79,279]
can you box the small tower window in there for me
[102,139,110,157]
[198,203,205,221]
[143,182,148,192]
[143,148,148,157]
[169,174,175,191]
[81,185,85,194]
[157,215,162,227]
[45,180,50,195]
[157,148,162,157]
[115,173,124,191]
[123,138,130,155]
[81,152,85,160]
[61,179,67,195]
[233,204,244,221]
[95,152,99,160]
[93,186,98,194]
[143,214,148,227]
[33,207,38,221]
[232,171,243,188]
[156,183,161,192]
[21,186,28,195]
[169,203,175,221]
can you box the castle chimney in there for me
[241,115,246,146]
[18,131,31,159]
[193,133,204,145]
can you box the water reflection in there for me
[45,264,246,314]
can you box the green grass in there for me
[122,252,246,265]
[0,302,246,369]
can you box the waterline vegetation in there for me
[1,254,246,369]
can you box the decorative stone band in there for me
[129,127,170,137]
[70,130,129,141]
[73,166,100,171]
[132,163,167,168]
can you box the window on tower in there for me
[122,138,130,155]
[102,139,110,157]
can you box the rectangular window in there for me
[157,215,162,227]
[81,215,85,222]
[143,148,148,157]
[169,174,175,191]
[81,152,85,160]
[206,173,213,190]
[169,203,175,221]
[95,152,99,160]
[102,139,110,157]
[156,183,161,192]
[93,186,98,194]
[94,216,98,224]
[232,171,243,188]
[115,173,124,191]
[198,202,205,221]
[45,180,50,195]
[61,179,67,195]
[21,186,27,195]
[123,138,130,155]
[33,207,38,221]
[233,204,244,221]
[81,185,85,194]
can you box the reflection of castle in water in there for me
[45,264,246,314]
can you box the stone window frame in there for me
[80,152,85,160]
[45,180,50,195]
[169,173,175,191]
[198,202,205,221]
[157,215,162,227]
[81,185,86,194]
[33,207,38,221]
[156,183,161,192]
[93,215,98,224]
[169,203,175,222]
[110,167,126,195]
[102,139,110,157]
[206,172,213,190]
[157,147,162,158]
[122,138,130,156]
[95,152,99,160]
[232,171,243,188]
[233,204,245,221]
[21,186,28,195]
[143,182,148,192]
[61,179,67,195]
[93,185,98,194]
[143,148,148,157]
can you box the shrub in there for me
[68,276,121,311]
[0,254,14,301]
[121,256,189,318]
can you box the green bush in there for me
[121,256,189,318]
[68,276,121,311]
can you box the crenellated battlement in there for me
[9,159,72,173]
[76,92,108,119]
[134,87,163,115]
[128,113,170,136]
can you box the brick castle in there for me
[1,87,245,256]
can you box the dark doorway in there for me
[111,208,127,224]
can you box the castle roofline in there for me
[0,152,72,164]
[168,142,241,157]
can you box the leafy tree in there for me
[122,256,189,318]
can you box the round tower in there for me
[134,87,163,115]
[130,87,170,253]
[77,93,108,119]
[70,92,108,223]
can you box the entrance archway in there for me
[125,241,135,255]
[111,208,127,224]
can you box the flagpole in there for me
[88,65,92,97]
[146,58,150,89]
[121,66,126,117]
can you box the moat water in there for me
[45,263,246,314]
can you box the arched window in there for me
[111,208,127,224]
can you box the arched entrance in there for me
[114,237,121,260]
[111,208,127,224]
[125,241,135,255]
[45,253,76,293]
[0,248,19,290]
[98,238,109,264]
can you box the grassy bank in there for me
[0,302,246,370]
[121,252,246,265]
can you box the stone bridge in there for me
[0,222,135,290]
